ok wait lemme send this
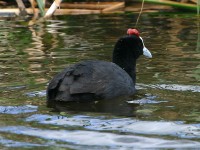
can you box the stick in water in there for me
[135,0,145,28]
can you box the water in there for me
[0,13,200,149]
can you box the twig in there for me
[197,0,200,15]
[44,0,62,18]
[135,0,145,28]
[15,0,27,16]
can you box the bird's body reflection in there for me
[47,96,139,117]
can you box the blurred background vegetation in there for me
[0,0,199,16]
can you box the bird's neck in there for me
[112,53,137,82]
[112,36,139,82]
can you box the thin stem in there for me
[197,16,200,52]
[197,0,200,51]
[135,0,145,28]
[198,0,200,15]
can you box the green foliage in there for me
[144,0,197,11]
[36,0,45,16]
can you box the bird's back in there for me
[47,60,135,102]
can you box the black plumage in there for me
[47,35,151,102]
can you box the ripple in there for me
[0,105,38,114]
[25,90,46,97]
[0,137,43,148]
[24,83,200,99]
[127,94,167,104]
[138,83,200,92]
[26,114,200,139]
[0,126,200,149]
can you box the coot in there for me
[47,29,152,102]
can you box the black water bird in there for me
[47,30,152,103]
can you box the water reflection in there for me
[0,14,199,87]
[1,125,200,149]
[48,98,139,117]
[0,105,37,114]
[0,13,200,149]
[0,138,44,148]
[140,15,200,84]
[25,83,200,118]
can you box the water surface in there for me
[0,13,200,149]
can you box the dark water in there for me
[0,13,200,149]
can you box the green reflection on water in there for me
[0,13,200,149]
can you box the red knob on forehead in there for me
[127,28,140,37]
